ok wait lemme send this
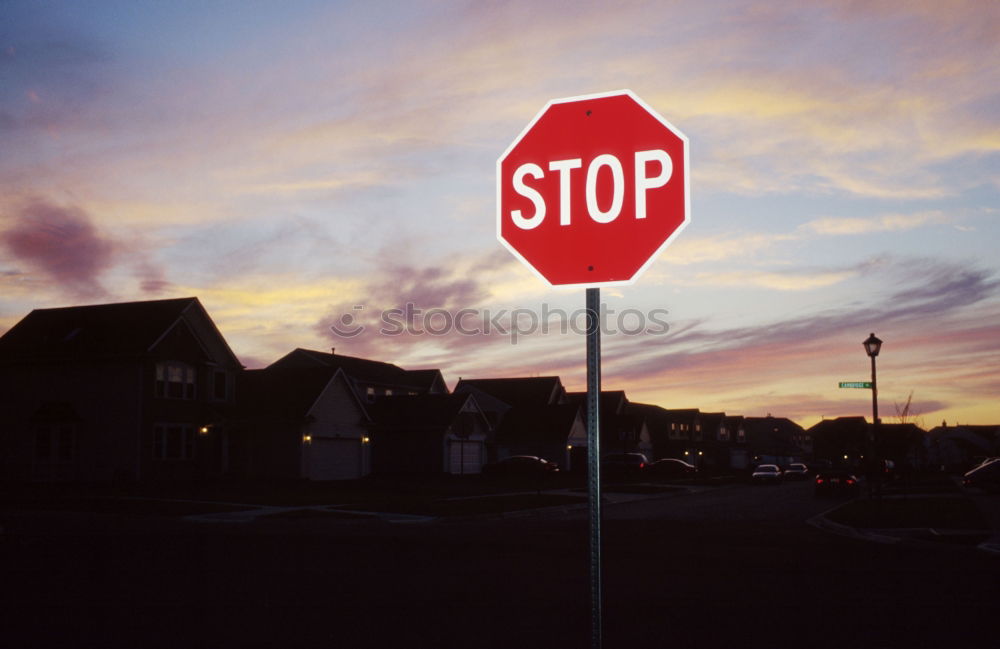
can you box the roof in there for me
[495,403,582,444]
[454,377,564,407]
[660,408,702,421]
[268,348,443,392]
[0,297,239,365]
[806,416,869,435]
[367,393,481,430]
[699,412,727,429]
[238,366,359,422]
[566,390,628,414]
[928,424,1000,439]
[743,416,805,435]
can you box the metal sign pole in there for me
[585,287,602,649]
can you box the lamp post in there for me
[863,333,883,496]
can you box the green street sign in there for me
[838,381,872,389]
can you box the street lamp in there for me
[863,333,883,495]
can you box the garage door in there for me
[448,441,483,475]
[308,438,362,480]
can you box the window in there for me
[737,428,746,443]
[156,362,196,399]
[366,387,376,402]
[154,424,195,460]
[384,389,393,396]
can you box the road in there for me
[2,481,997,649]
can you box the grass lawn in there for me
[827,495,987,530]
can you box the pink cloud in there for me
[135,260,172,295]
[1,199,117,298]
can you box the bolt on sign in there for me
[497,89,690,287]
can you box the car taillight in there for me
[846,479,855,485]
[816,478,824,484]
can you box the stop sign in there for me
[497,90,689,287]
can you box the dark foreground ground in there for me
[2,476,998,649]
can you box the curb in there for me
[807,506,901,545]
[808,502,998,554]
[977,538,1000,555]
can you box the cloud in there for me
[312,259,498,361]
[882,258,998,321]
[656,233,797,266]
[603,257,999,388]
[689,269,856,291]
[0,199,118,297]
[135,260,172,295]
[801,211,950,236]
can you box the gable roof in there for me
[367,393,484,430]
[494,403,582,444]
[806,416,869,436]
[238,366,365,422]
[454,377,565,407]
[268,348,444,392]
[699,412,727,430]
[626,403,679,430]
[724,415,745,429]
[0,297,240,366]
[566,390,628,415]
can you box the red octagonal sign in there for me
[497,90,689,287]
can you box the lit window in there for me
[155,362,196,400]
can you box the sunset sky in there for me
[2,1,998,428]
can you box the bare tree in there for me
[895,391,914,424]
[894,390,925,428]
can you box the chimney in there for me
[331,348,336,355]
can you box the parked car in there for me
[645,458,697,479]
[962,459,1000,492]
[602,453,648,481]
[482,455,559,477]
[751,464,783,485]
[782,463,810,480]
[814,470,860,497]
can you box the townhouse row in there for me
[1,297,992,482]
